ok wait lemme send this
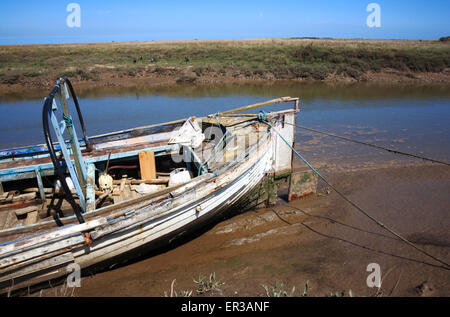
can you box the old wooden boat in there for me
[0,78,299,294]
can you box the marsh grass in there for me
[164,279,193,298]
[1,39,448,84]
[261,281,309,297]
[163,275,359,297]
[193,272,224,295]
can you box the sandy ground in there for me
[34,162,449,298]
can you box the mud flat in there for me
[34,162,449,297]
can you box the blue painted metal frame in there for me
[49,106,87,212]
[0,144,179,182]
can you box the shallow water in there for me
[0,82,449,171]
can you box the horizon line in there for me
[1,36,448,47]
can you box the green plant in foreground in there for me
[261,281,309,297]
[164,279,193,297]
[193,272,224,295]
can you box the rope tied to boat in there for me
[258,111,450,270]
[257,110,267,121]
[62,114,73,128]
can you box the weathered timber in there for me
[139,151,156,180]
[23,210,39,226]
[0,192,8,202]
[12,192,36,203]
[0,199,43,211]
[23,188,54,194]
[112,179,168,185]
[15,206,39,217]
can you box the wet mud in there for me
[36,162,449,297]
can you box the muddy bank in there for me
[1,70,450,99]
[36,163,449,297]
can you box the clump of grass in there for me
[176,75,197,83]
[88,69,101,81]
[192,66,215,76]
[23,71,41,78]
[193,272,224,295]
[58,68,100,81]
[164,279,193,297]
[337,65,363,79]
[261,281,309,297]
[0,74,21,84]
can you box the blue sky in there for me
[0,0,449,44]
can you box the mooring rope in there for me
[259,112,450,270]
[285,122,450,166]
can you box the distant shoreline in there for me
[1,38,449,95]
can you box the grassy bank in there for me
[0,38,449,91]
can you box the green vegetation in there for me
[0,39,449,86]
[261,281,309,297]
[163,275,357,297]
[164,279,193,298]
[193,272,224,295]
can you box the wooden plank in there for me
[0,199,42,211]
[23,211,39,226]
[218,97,298,116]
[0,252,74,284]
[1,211,18,231]
[112,178,127,204]
[0,210,9,230]
[119,177,127,193]
[34,167,45,200]
[85,164,96,212]
[0,217,108,258]
[0,192,8,202]
[112,179,168,185]
[15,206,38,217]
[12,192,36,203]
[139,151,156,180]
[0,235,84,269]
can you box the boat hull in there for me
[0,133,275,294]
